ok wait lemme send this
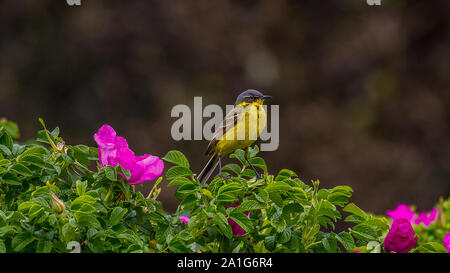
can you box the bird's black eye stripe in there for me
[243,95,258,100]
[242,95,262,101]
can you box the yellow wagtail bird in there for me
[197,89,272,183]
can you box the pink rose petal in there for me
[386,204,415,223]
[443,233,450,253]
[94,124,164,185]
[179,216,190,224]
[384,218,418,253]
[414,208,438,227]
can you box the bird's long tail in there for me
[197,154,219,184]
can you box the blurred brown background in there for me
[1,0,449,217]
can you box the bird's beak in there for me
[262,95,272,100]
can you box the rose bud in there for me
[50,191,66,213]
[384,218,418,253]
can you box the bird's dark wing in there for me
[205,105,243,156]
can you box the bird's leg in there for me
[245,148,261,179]
[218,154,231,180]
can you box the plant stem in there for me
[104,183,115,203]
[73,161,93,174]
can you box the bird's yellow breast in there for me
[215,103,267,156]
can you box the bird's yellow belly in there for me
[215,104,266,156]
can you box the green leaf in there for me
[329,186,353,197]
[249,157,267,172]
[76,214,101,228]
[344,214,366,224]
[155,225,171,243]
[176,183,197,195]
[0,159,11,167]
[229,149,247,166]
[0,226,15,237]
[110,207,128,226]
[282,203,304,214]
[322,234,338,253]
[276,228,292,244]
[10,163,33,177]
[288,233,301,251]
[0,133,13,151]
[222,164,241,176]
[167,177,193,187]
[216,183,242,202]
[255,190,269,203]
[336,232,355,252]
[71,194,97,205]
[0,240,5,253]
[275,169,297,181]
[87,238,105,252]
[233,200,266,212]
[366,241,381,253]
[264,236,276,251]
[18,201,38,212]
[168,240,190,253]
[217,193,236,203]
[28,204,45,220]
[350,224,377,241]
[3,179,21,186]
[229,212,253,233]
[60,154,74,164]
[179,194,198,210]
[12,232,36,252]
[240,168,256,178]
[72,204,97,214]
[0,144,12,156]
[365,218,390,233]
[268,192,284,207]
[317,200,340,221]
[218,182,243,195]
[70,194,97,213]
[105,166,117,181]
[266,181,292,193]
[17,155,46,168]
[166,166,193,180]
[76,180,88,196]
[0,119,20,139]
[50,126,60,137]
[343,203,367,218]
[248,145,259,158]
[20,146,49,157]
[414,242,448,253]
[114,164,131,180]
[36,240,52,253]
[271,218,287,233]
[162,150,190,169]
[213,213,233,239]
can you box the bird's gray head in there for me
[235,89,272,105]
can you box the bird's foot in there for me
[254,172,261,180]
[219,173,231,180]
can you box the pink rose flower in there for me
[414,208,438,227]
[225,203,250,236]
[179,216,190,224]
[386,204,415,223]
[384,218,418,253]
[94,125,164,184]
[443,233,450,253]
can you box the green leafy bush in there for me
[0,119,448,253]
